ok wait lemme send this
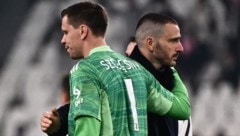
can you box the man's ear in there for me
[79,25,88,40]
[145,37,154,52]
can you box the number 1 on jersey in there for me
[124,79,139,131]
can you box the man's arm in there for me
[74,116,101,136]
[165,67,191,119]
[147,67,191,119]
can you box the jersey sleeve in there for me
[165,67,191,119]
[147,78,174,116]
[147,67,191,119]
[70,66,101,122]
[74,116,101,136]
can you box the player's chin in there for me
[71,54,82,60]
[71,56,79,60]
[70,54,76,60]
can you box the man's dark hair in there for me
[61,1,108,37]
[135,13,178,47]
[136,13,177,30]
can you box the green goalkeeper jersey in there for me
[68,45,190,136]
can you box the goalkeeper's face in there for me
[61,16,84,60]
[153,23,183,67]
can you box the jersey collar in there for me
[89,45,113,56]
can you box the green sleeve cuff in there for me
[75,116,101,136]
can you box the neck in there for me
[83,36,107,57]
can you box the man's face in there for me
[153,23,183,67]
[61,16,83,59]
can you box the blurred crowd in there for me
[0,0,239,136]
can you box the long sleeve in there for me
[74,116,101,136]
[147,67,191,120]
[165,67,191,120]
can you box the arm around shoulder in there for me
[147,67,191,120]
[166,67,191,120]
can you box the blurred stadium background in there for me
[0,0,239,136]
